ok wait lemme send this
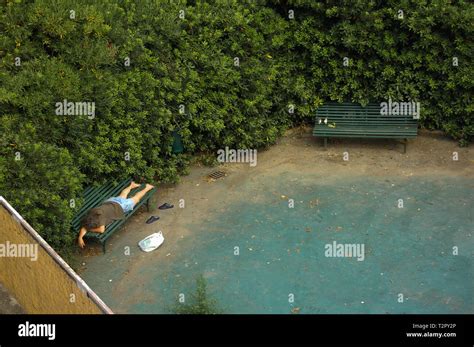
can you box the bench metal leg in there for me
[146,197,151,212]
[323,137,327,148]
[394,139,408,154]
[102,241,106,254]
[403,138,407,154]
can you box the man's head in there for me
[81,207,104,230]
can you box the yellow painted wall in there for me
[0,205,105,314]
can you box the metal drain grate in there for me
[208,170,226,179]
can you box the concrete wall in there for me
[0,197,112,314]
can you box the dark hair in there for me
[81,208,103,229]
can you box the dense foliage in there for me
[269,0,473,141]
[0,0,472,252]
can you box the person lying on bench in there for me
[78,181,154,248]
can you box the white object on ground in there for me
[138,232,165,252]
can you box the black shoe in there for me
[158,203,174,210]
[146,216,160,224]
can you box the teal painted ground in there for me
[83,175,473,314]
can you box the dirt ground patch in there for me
[77,127,473,311]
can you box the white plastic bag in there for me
[138,231,164,252]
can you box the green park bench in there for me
[313,102,419,153]
[71,178,157,253]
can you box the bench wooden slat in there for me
[314,127,418,133]
[315,120,418,124]
[316,114,417,119]
[84,179,129,202]
[314,134,416,138]
[313,132,418,137]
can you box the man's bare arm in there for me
[78,227,87,248]
[78,225,105,248]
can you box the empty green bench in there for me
[71,179,157,253]
[313,102,419,153]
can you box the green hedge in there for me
[269,0,473,142]
[0,0,472,253]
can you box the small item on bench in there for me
[159,203,174,210]
[145,215,160,224]
[138,232,164,252]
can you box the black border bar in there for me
[1,314,472,345]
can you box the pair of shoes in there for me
[145,216,160,224]
[145,203,173,224]
[159,203,174,210]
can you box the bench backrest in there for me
[316,102,419,125]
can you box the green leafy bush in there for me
[173,275,222,314]
[0,141,83,251]
[268,0,473,143]
[0,0,471,254]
